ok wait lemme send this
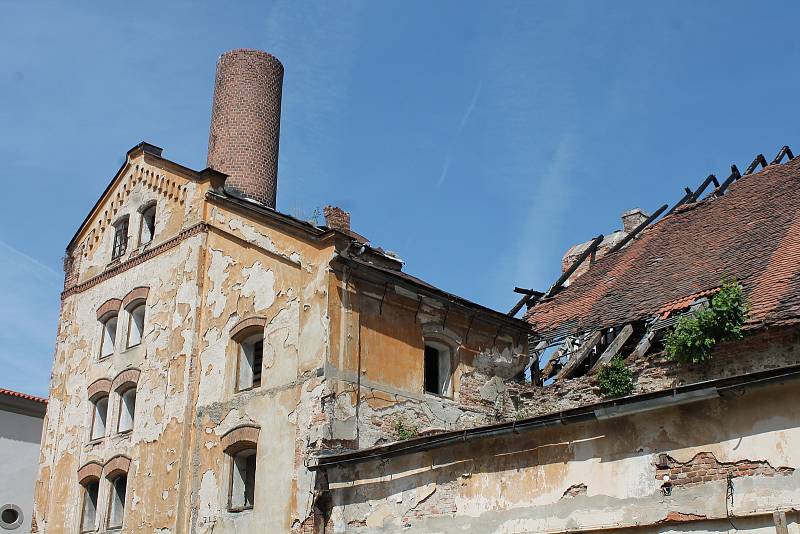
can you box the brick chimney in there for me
[323,206,351,232]
[207,49,284,208]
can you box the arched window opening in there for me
[237,332,264,391]
[116,387,136,433]
[80,479,99,532]
[106,474,127,529]
[229,448,257,512]
[90,395,109,440]
[111,216,129,260]
[100,314,118,358]
[126,303,145,348]
[423,341,452,397]
[138,203,156,246]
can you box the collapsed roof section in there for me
[526,147,800,341]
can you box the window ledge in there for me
[227,506,254,514]
[122,343,141,353]
[115,429,133,438]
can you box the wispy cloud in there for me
[0,241,61,397]
[437,80,483,187]
[510,133,576,289]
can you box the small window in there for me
[229,448,257,511]
[237,333,264,391]
[139,204,156,246]
[107,474,127,529]
[80,480,99,532]
[126,304,145,348]
[112,217,129,260]
[90,396,108,440]
[424,342,452,396]
[117,387,136,433]
[100,315,118,358]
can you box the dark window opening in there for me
[424,345,440,394]
[229,449,257,511]
[237,334,264,391]
[112,219,129,260]
[139,204,156,245]
[252,339,263,388]
[107,474,127,529]
[80,481,99,532]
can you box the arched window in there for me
[230,317,267,392]
[111,216,129,260]
[100,314,118,358]
[221,425,260,513]
[423,340,453,397]
[77,462,102,533]
[103,456,130,530]
[90,395,109,440]
[138,202,156,246]
[116,387,136,433]
[126,303,145,348]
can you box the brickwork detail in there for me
[103,455,131,479]
[230,316,268,340]
[208,49,284,208]
[77,462,103,485]
[221,425,260,454]
[87,378,112,401]
[122,286,150,309]
[112,368,141,392]
[323,206,351,232]
[655,451,794,487]
[96,298,122,320]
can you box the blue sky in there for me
[1,1,799,396]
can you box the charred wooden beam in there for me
[665,189,693,216]
[712,165,741,197]
[544,235,603,299]
[770,145,794,165]
[629,329,656,360]
[744,153,768,175]
[514,287,543,296]
[606,204,668,255]
[555,331,602,380]
[589,324,634,374]
[685,175,718,204]
[507,287,545,316]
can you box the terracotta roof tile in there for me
[526,156,800,338]
[0,388,48,404]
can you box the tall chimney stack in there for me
[207,49,284,207]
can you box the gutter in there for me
[308,363,800,470]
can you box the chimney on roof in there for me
[560,207,650,285]
[323,206,351,232]
[207,49,284,208]
[621,208,648,233]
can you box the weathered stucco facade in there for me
[33,140,529,533]
[34,48,800,534]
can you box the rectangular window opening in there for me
[117,388,136,433]
[107,475,127,529]
[91,397,108,440]
[237,336,264,391]
[139,206,156,245]
[100,316,118,358]
[112,219,129,260]
[127,305,145,348]
[80,481,99,532]
[229,449,257,511]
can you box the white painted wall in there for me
[0,409,43,532]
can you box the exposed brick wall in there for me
[323,206,351,232]
[207,49,284,208]
[655,451,794,487]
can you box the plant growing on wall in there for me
[395,418,419,440]
[664,280,749,365]
[597,356,634,397]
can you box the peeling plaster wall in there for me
[324,269,530,450]
[188,204,334,533]
[326,379,800,533]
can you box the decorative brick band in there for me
[77,462,103,485]
[63,223,207,300]
[122,286,150,310]
[87,378,112,401]
[103,455,132,479]
[96,298,122,321]
[230,316,267,340]
[221,425,260,454]
[112,368,141,392]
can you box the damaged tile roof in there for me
[526,155,800,339]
